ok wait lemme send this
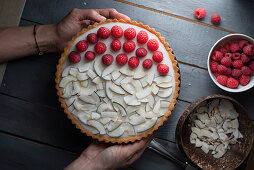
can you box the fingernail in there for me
[98,15,107,21]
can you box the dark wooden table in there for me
[0,0,253,169]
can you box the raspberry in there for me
[241,53,250,63]
[241,66,251,75]
[84,51,95,61]
[230,42,241,53]
[243,45,254,56]
[97,27,110,39]
[194,8,206,19]
[211,51,223,61]
[220,57,231,67]
[249,61,254,71]
[223,43,230,52]
[250,70,254,76]
[137,31,148,44]
[210,61,219,72]
[152,51,163,63]
[123,41,136,53]
[124,28,136,40]
[239,75,250,86]
[116,53,128,66]
[211,14,221,24]
[218,46,228,54]
[111,39,121,51]
[128,56,140,68]
[232,52,241,60]
[224,53,232,58]
[227,77,239,88]
[69,51,81,63]
[231,69,242,78]
[136,48,147,58]
[239,40,249,49]
[102,54,113,66]
[147,39,159,51]
[217,75,228,86]
[213,72,220,78]
[87,33,98,44]
[225,68,232,75]
[94,42,107,54]
[217,64,228,74]
[76,40,88,52]
[111,25,123,38]
[143,59,153,69]
[232,60,243,69]
[157,64,169,75]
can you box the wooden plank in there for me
[0,132,78,170]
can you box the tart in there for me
[55,19,180,143]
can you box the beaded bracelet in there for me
[33,25,44,55]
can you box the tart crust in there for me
[55,19,180,143]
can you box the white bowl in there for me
[207,34,254,92]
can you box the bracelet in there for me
[33,25,44,55]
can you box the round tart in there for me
[55,19,180,143]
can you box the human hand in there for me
[65,134,155,170]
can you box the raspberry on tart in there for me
[94,42,107,54]
[152,51,163,63]
[124,28,136,40]
[123,41,136,53]
[137,30,148,44]
[97,27,110,39]
[111,39,121,51]
[85,51,96,61]
[136,48,147,58]
[76,40,88,52]
[111,25,123,38]
[128,56,140,68]
[143,59,153,69]
[102,54,114,66]
[69,51,81,63]
[147,39,159,51]
[87,33,98,44]
[116,53,128,66]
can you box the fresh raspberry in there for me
[241,66,251,75]
[97,27,110,39]
[249,61,254,71]
[232,69,242,78]
[111,25,123,38]
[147,39,159,51]
[116,53,128,66]
[136,48,147,58]
[253,55,254,60]
[230,42,241,53]
[137,31,149,44]
[152,51,163,63]
[211,51,223,61]
[232,52,241,60]
[232,60,243,69]
[157,64,169,75]
[111,39,121,51]
[250,70,254,76]
[194,8,206,19]
[84,51,95,61]
[76,40,88,52]
[143,59,153,69]
[213,72,220,78]
[223,43,230,52]
[225,68,232,75]
[210,61,219,72]
[102,54,113,66]
[221,57,231,67]
[68,51,81,63]
[87,33,98,44]
[217,64,228,74]
[123,41,136,52]
[239,40,249,49]
[211,14,221,24]
[241,53,251,63]
[239,75,250,86]
[224,53,232,58]
[217,75,228,86]
[227,77,239,88]
[243,45,254,56]
[124,28,136,40]
[218,46,228,54]
[94,42,107,54]
[128,56,140,68]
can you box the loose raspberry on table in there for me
[157,64,169,75]
[221,57,231,67]
[147,39,159,51]
[102,54,113,66]
[94,42,107,54]
[123,41,136,53]
[97,27,110,39]
[218,46,228,54]
[128,56,140,68]
[230,42,241,53]
[211,14,221,24]
[137,31,149,44]
[152,51,163,63]
[217,64,228,74]
[136,48,147,58]
[116,53,128,66]
[241,66,251,75]
[124,28,136,40]
[241,53,251,63]
[232,52,241,60]
[224,53,232,58]
[239,40,249,49]
[211,51,223,61]
[194,8,206,19]
[76,40,88,52]
[87,33,98,44]
[232,69,242,78]
[249,61,254,71]
[217,75,228,86]
[143,59,153,69]
[225,68,232,75]
[227,77,239,88]
[111,25,123,38]
[84,51,95,61]
[111,39,121,51]
[232,60,243,69]
[69,51,81,63]
[239,75,250,86]
[243,45,254,56]
[210,61,219,72]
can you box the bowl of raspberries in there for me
[208,34,254,92]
